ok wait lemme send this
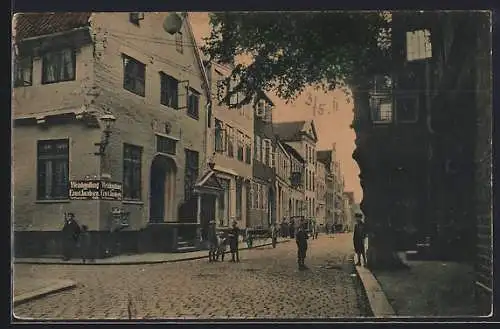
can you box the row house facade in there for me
[273,121,319,221]
[315,160,327,227]
[250,95,277,228]
[12,12,216,257]
[204,61,254,230]
[317,149,336,229]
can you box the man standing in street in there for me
[228,220,240,262]
[61,212,80,261]
[271,223,278,248]
[207,220,218,262]
[296,220,309,270]
[353,213,367,266]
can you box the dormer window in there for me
[129,12,144,25]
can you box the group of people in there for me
[61,213,92,263]
[206,220,240,263]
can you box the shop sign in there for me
[69,180,123,201]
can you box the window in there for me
[123,144,142,200]
[175,32,183,54]
[184,149,199,201]
[255,135,261,161]
[37,139,69,200]
[236,179,242,219]
[237,131,244,162]
[258,184,263,210]
[156,135,177,155]
[226,126,234,157]
[263,187,268,212]
[123,55,145,96]
[129,12,144,25]
[14,56,32,87]
[187,88,200,119]
[215,119,225,153]
[160,73,179,108]
[406,29,432,61]
[229,77,239,106]
[271,146,276,168]
[42,49,75,84]
[263,139,271,166]
[370,95,393,123]
[245,136,252,164]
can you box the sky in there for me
[189,13,362,203]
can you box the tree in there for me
[202,11,407,270]
[201,12,392,108]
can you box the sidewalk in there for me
[13,278,77,306]
[358,251,480,317]
[14,238,291,265]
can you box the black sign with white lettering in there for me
[69,180,123,201]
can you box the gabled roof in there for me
[273,121,306,141]
[282,143,305,163]
[185,14,211,100]
[14,12,92,41]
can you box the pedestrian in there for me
[61,212,80,261]
[228,220,240,262]
[216,231,228,261]
[315,223,319,240]
[245,226,253,248]
[289,219,295,239]
[207,220,218,262]
[271,223,278,248]
[311,221,317,240]
[79,225,92,263]
[295,220,309,270]
[353,213,367,266]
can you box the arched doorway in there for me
[149,155,176,223]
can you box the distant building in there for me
[315,160,327,227]
[273,120,319,222]
[204,62,254,229]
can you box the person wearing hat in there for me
[295,219,309,270]
[207,220,218,262]
[61,212,81,261]
[353,213,367,266]
[228,220,240,262]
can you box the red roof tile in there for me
[15,12,92,41]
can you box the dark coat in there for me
[295,228,308,249]
[62,219,80,241]
[206,225,218,244]
[228,226,239,248]
[353,223,366,253]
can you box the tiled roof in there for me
[14,12,92,41]
[272,121,306,141]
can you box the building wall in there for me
[207,63,253,227]
[90,12,209,228]
[315,161,326,226]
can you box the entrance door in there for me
[149,157,171,222]
[200,194,216,240]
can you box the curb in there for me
[353,255,396,318]
[13,280,77,306]
[14,239,291,266]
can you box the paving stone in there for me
[13,233,368,319]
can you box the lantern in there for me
[163,12,183,35]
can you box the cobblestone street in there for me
[13,233,370,320]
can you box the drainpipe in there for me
[425,60,434,244]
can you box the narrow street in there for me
[14,233,370,320]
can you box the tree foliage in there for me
[202,11,392,108]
